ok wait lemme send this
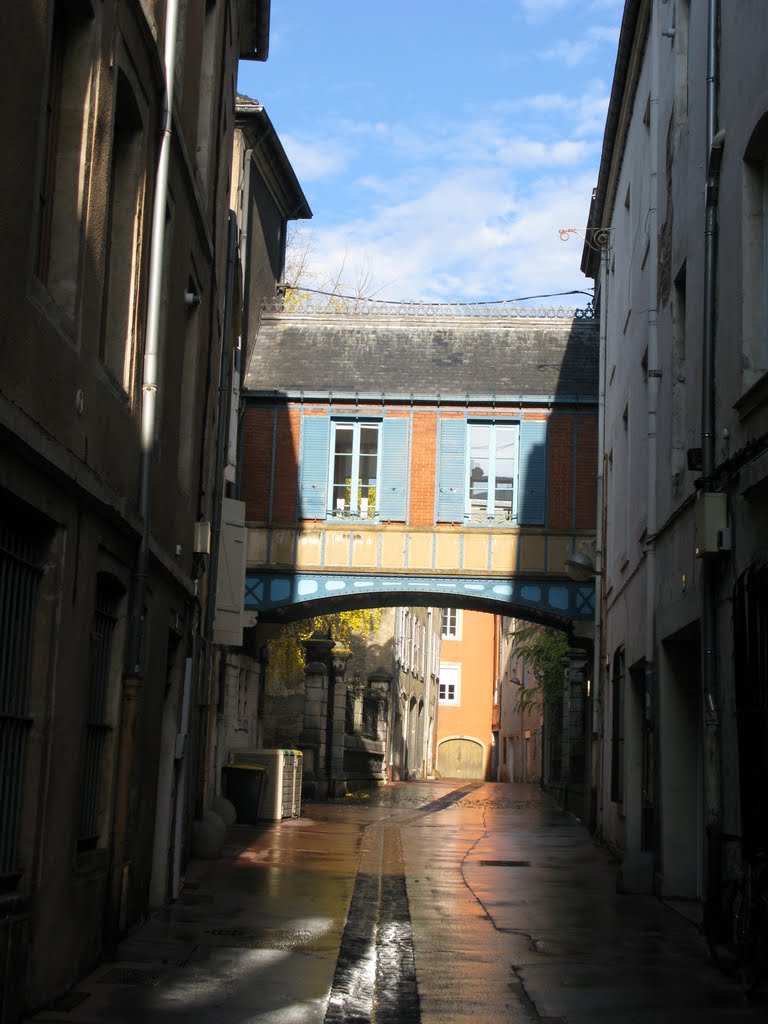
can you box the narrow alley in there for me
[28,783,765,1024]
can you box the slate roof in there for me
[244,313,599,403]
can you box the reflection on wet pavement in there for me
[27,781,768,1024]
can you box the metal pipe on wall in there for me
[111,0,181,943]
[642,0,661,865]
[701,0,724,906]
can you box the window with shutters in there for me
[468,422,517,521]
[329,421,380,518]
[77,574,123,852]
[742,115,768,393]
[35,1,95,318]
[0,511,47,890]
[299,414,408,522]
[436,417,547,526]
[101,71,146,393]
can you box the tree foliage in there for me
[510,624,569,714]
[268,609,382,681]
[281,224,387,309]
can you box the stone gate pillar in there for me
[300,660,329,794]
[328,648,351,798]
[561,647,589,811]
[300,631,335,798]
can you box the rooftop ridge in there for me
[262,296,595,320]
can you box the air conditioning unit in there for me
[228,748,303,820]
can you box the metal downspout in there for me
[643,0,661,869]
[127,0,180,674]
[702,0,724,913]
[592,245,608,835]
[428,606,434,774]
[238,150,253,313]
[110,0,181,941]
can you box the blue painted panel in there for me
[245,570,595,621]
[518,418,548,525]
[379,418,408,521]
[299,415,330,518]
[437,418,466,522]
[549,586,570,610]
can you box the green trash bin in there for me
[222,763,267,824]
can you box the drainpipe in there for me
[238,149,253,318]
[592,242,608,834]
[108,0,181,943]
[423,609,432,778]
[642,0,661,869]
[701,0,724,909]
[126,0,180,675]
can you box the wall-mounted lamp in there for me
[564,552,601,582]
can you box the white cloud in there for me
[519,0,573,20]
[540,24,619,67]
[282,100,603,305]
[279,134,351,181]
[589,0,624,11]
[495,138,594,167]
[295,165,596,305]
[492,83,609,140]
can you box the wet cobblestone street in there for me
[28,782,768,1023]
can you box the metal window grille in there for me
[610,648,626,805]
[734,565,768,860]
[0,519,43,887]
[345,692,355,736]
[362,697,378,740]
[77,579,118,850]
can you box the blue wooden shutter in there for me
[436,418,466,522]
[299,415,330,518]
[379,418,408,521]
[518,418,548,525]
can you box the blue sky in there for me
[237,0,623,305]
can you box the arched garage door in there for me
[438,738,484,780]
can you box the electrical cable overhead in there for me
[282,285,594,305]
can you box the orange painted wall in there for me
[436,610,498,779]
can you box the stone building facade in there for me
[436,609,498,781]
[0,2,272,1018]
[496,616,545,785]
[583,0,768,911]
[256,605,441,797]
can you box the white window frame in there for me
[466,421,519,522]
[327,419,381,519]
[403,606,409,671]
[438,663,461,705]
[441,607,461,640]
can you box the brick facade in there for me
[272,407,301,521]
[410,410,438,526]
[242,401,598,531]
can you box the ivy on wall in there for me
[510,624,569,714]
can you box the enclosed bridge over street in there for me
[239,297,599,630]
